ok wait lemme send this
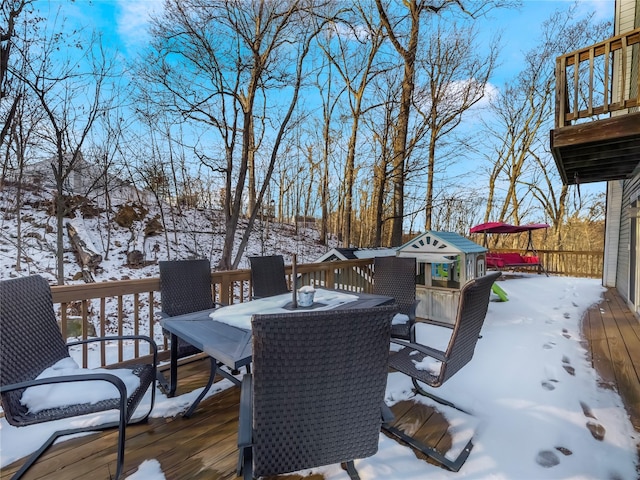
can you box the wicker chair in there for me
[158,259,223,396]
[237,304,398,480]
[248,254,289,299]
[383,271,501,471]
[373,256,418,342]
[0,275,157,480]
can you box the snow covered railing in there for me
[50,258,376,368]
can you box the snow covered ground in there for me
[1,274,638,479]
[1,185,638,479]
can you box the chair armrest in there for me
[390,338,447,362]
[0,371,129,402]
[238,373,253,448]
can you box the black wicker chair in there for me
[383,271,501,471]
[248,254,289,299]
[237,304,398,480]
[0,275,157,480]
[158,259,223,397]
[373,256,418,342]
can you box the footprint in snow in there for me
[562,356,575,376]
[579,402,606,440]
[542,365,559,390]
[580,401,597,419]
[535,450,560,468]
[541,379,558,391]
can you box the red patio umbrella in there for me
[470,222,550,234]
[470,221,550,253]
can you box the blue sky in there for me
[34,0,610,214]
[39,0,615,90]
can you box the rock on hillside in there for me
[0,182,331,284]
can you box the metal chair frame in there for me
[383,271,501,471]
[0,275,157,480]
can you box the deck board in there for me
[3,287,639,479]
[583,288,640,429]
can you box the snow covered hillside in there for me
[0,182,332,284]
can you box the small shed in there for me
[397,231,487,325]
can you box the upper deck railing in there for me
[555,27,640,127]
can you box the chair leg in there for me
[10,431,61,479]
[237,446,253,480]
[10,422,129,480]
[382,423,473,472]
[341,461,360,480]
[184,357,219,418]
[156,369,172,396]
[115,409,127,479]
[411,379,471,415]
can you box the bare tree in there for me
[6,84,43,271]
[375,0,509,245]
[311,51,343,246]
[416,21,499,229]
[12,10,115,283]
[142,0,336,269]
[481,7,610,236]
[318,3,387,247]
[0,0,33,148]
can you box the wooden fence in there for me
[47,252,602,368]
[490,248,603,278]
[50,258,375,368]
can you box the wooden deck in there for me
[582,288,640,429]
[1,364,454,479]
[2,287,640,479]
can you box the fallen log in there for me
[66,221,102,283]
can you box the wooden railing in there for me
[490,248,603,278]
[51,258,375,368]
[49,252,602,368]
[555,27,640,127]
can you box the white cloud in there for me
[576,0,615,21]
[115,0,164,49]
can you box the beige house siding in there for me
[616,0,637,33]
[613,0,638,106]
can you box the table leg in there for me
[169,332,178,397]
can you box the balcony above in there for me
[551,28,640,185]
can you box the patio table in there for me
[160,288,394,417]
